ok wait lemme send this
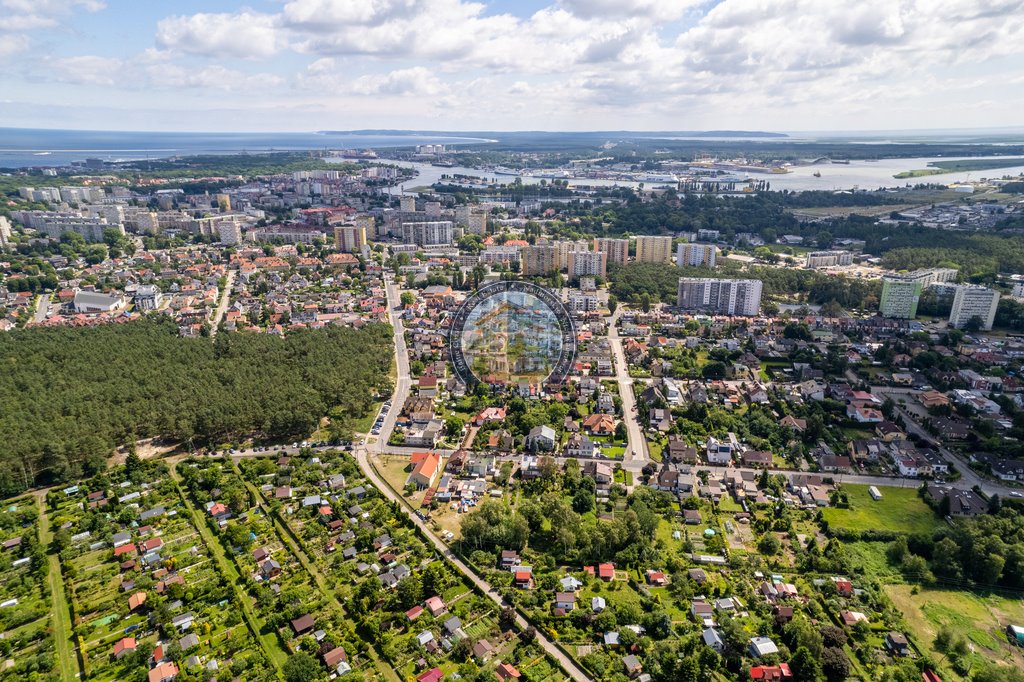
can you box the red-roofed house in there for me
[750,664,792,681]
[417,668,444,682]
[113,637,137,659]
[128,592,147,611]
[597,563,615,581]
[408,452,441,490]
[497,663,522,681]
[148,662,179,682]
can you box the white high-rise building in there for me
[635,236,673,264]
[552,240,591,270]
[521,245,557,276]
[949,285,999,330]
[217,222,242,245]
[880,278,922,319]
[400,196,417,212]
[676,278,763,316]
[0,216,11,249]
[402,221,453,246]
[567,250,607,279]
[676,243,717,268]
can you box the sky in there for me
[3,0,1024,133]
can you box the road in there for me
[209,270,235,336]
[369,273,413,454]
[870,385,1010,496]
[33,294,50,324]
[607,307,648,469]
[352,446,591,682]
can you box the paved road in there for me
[608,308,649,467]
[368,274,413,454]
[33,294,49,324]
[209,270,235,336]
[352,446,591,682]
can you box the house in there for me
[148,662,179,682]
[691,601,714,621]
[496,662,521,681]
[514,567,534,589]
[526,425,557,451]
[886,631,910,656]
[604,631,621,648]
[592,596,607,612]
[323,646,347,668]
[646,570,667,586]
[833,578,853,597]
[780,416,806,432]
[773,605,795,623]
[260,559,282,578]
[425,596,446,617]
[597,562,615,581]
[113,637,137,659]
[417,668,444,682]
[171,612,195,631]
[408,452,441,489]
[583,413,616,435]
[442,615,463,637]
[554,592,577,611]
[840,610,869,626]
[688,568,708,584]
[500,550,520,569]
[750,664,793,681]
[561,576,583,592]
[622,654,643,678]
[668,436,698,464]
[706,436,733,464]
[472,639,494,662]
[128,592,147,611]
[291,614,315,635]
[749,636,779,658]
[178,633,199,651]
[742,450,773,468]
[406,605,424,621]
[703,627,725,652]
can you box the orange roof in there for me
[412,452,441,481]
[128,592,147,610]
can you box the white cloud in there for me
[350,66,447,96]
[50,53,282,92]
[155,11,284,58]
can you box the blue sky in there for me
[3,0,1024,132]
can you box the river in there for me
[371,157,1024,193]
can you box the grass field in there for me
[38,497,80,682]
[886,584,1024,679]
[821,484,942,535]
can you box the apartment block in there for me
[402,221,453,246]
[880,278,923,319]
[676,278,763,316]
[334,224,367,252]
[805,251,853,268]
[949,285,999,330]
[676,243,717,268]
[635,236,674,264]
[521,245,557,276]
[567,250,607,280]
[593,237,629,266]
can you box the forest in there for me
[0,319,393,495]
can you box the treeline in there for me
[608,262,882,310]
[0,319,393,495]
[888,508,1024,589]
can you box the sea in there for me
[0,128,492,170]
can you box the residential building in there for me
[521,245,557,277]
[677,278,763,316]
[880,277,923,319]
[635,235,673,264]
[676,242,717,267]
[552,240,591,270]
[805,251,852,268]
[593,237,629,266]
[217,222,242,245]
[334,224,367,253]
[73,290,127,314]
[567,249,607,279]
[402,221,453,246]
[949,285,999,330]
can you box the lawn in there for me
[821,484,942,535]
[886,584,1024,679]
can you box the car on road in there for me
[1011,492,1024,498]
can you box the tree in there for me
[283,653,323,682]
[758,534,781,555]
[821,647,850,682]
[790,645,823,682]
[445,417,464,439]
[572,488,595,514]
[614,422,628,441]
[400,291,415,306]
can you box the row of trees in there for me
[0,319,393,495]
